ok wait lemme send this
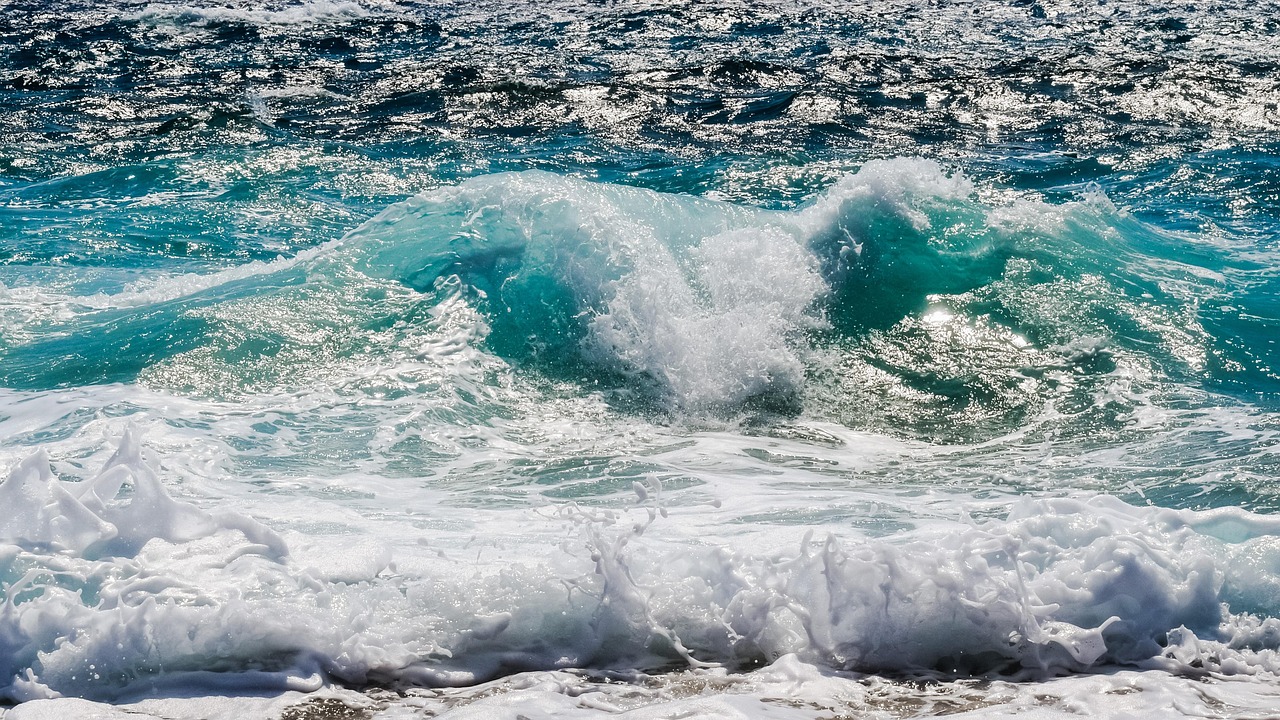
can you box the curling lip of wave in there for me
[344,159,988,410]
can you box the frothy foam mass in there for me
[3,422,1280,705]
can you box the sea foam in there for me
[3,428,1280,702]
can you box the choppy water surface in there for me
[2,1,1280,718]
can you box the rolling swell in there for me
[2,158,1265,430]
[272,158,1279,429]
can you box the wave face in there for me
[2,160,1279,706]
[3,0,1280,718]
[349,170,824,412]
[7,158,1272,433]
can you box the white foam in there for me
[351,171,829,411]
[8,661,1280,720]
[3,427,1280,702]
[0,283,79,345]
[73,249,319,311]
[585,223,827,410]
[797,157,975,238]
[132,1,376,26]
[0,428,285,559]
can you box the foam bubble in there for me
[0,428,285,560]
[131,1,376,26]
[4,431,1280,702]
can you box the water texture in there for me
[2,1,1280,717]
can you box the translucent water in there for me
[2,1,1280,717]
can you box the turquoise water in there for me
[3,1,1280,715]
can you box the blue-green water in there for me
[2,1,1280,716]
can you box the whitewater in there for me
[3,0,1280,718]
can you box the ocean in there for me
[2,0,1280,717]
